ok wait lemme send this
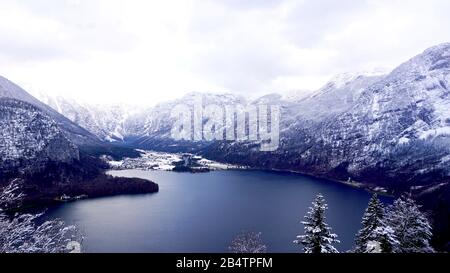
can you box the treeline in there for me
[296,194,434,253]
[231,194,435,253]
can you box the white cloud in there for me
[0,0,450,105]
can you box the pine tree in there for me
[354,194,398,253]
[294,194,340,253]
[386,195,434,253]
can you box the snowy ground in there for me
[105,150,244,171]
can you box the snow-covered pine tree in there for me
[294,194,340,253]
[386,195,434,253]
[354,194,398,253]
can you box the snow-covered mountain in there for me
[0,79,83,177]
[6,43,450,192]
[125,71,387,144]
[33,93,141,142]
[199,43,450,192]
[290,71,386,122]
[123,92,248,151]
[0,76,100,146]
[32,91,247,144]
[0,98,79,176]
[278,89,314,102]
[2,44,450,251]
[0,76,140,171]
[320,43,450,186]
[0,78,158,203]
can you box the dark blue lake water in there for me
[45,170,392,253]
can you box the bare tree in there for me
[229,231,267,253]
[0,179,82,253]
[0,179,25,209]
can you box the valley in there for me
[29,43,450,196]
[1,43,450,251]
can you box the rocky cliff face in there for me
[319,43,450,187]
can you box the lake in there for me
[44,170,392,253]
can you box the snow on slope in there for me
[125,92,247,138]
[0,76,99,146]
[291,71,387,122]
[33,93,142,142]
[320,43,450,178]
[10,43,450,189]
[192,43,450,190]
[0,98,79,174]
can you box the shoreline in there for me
[264,168,393,197]
[106,149,393,197]
[109,163,393,197]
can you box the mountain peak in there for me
[0,75,100,145]
[387,42,450,80]
[422,42,450,55]
[327,69,388,89]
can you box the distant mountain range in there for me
[2,44,450,248]
[27,43,450,194]
[32,94,140,143]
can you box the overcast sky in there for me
[1,0,450,105]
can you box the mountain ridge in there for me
[4,43,450,191]
[0,79,158,206]
[1,43,450,250]
[0,75,102,146]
